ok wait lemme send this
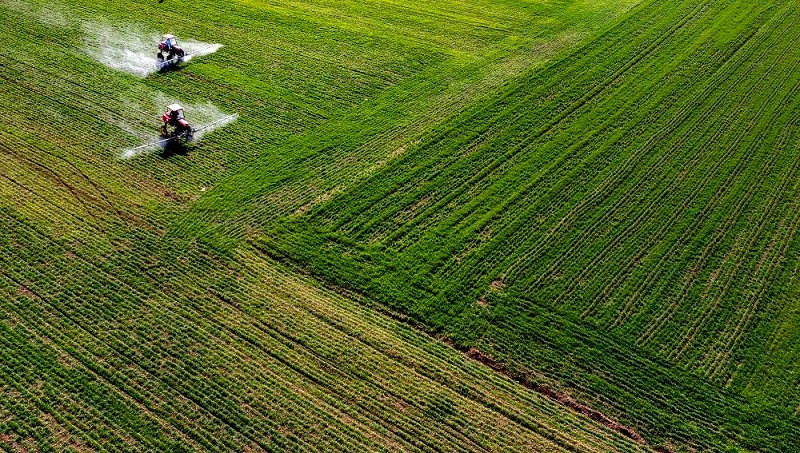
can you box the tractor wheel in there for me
[159,125,168,137]
[177,48,185,57]
[157,53,164,62]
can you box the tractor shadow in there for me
[156,62,184,75]
[158,139,191,158]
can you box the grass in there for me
[1,0,798,451]
[247,0,800,449]
[0,0,646,450]
[0,211,647,451]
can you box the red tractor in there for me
[157,34,185,64]
[160,104,193,140]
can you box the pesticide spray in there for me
[121,98,237,159]
[10,3,234,159]
[83,23,222,77]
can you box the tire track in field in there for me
[0,273,232,452]
[407,1,737,263]
[600,12,799,327]
[0,213,448,451]
[0,143,105,231]
[208,257,584,453]
[0,57,133,224]
[372,0,712,248]
[304,0,704,242]
[650,58,800,354]
[0,53,126,212]
[624,11,800,344]
[486,0,773,305]
[668,82,800,360]
[0,221,280,451]
[0,308,205,452]
[700,110,800,379]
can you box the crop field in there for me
[1,0,799,451]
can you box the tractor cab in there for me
[161,34,178,50]
[161,104,192,138]
[157,34,185,65]
[164,104,185,122]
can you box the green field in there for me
[2,0,799,451]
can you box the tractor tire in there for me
[160,125,168,137]
[157,53,164,62]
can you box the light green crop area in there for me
[2,0,798,451]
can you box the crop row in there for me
[257,0,800,450]
[0,201,649,451]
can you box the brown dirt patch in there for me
[16,286,34,299]
[465,347,647,446]
[490,279,504,291]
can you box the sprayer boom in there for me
[123,113,237,156]
[156,44,220,70]
[192,114,238,133]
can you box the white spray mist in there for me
[83,24,222,77]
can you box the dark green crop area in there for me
[2,0,798,451]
